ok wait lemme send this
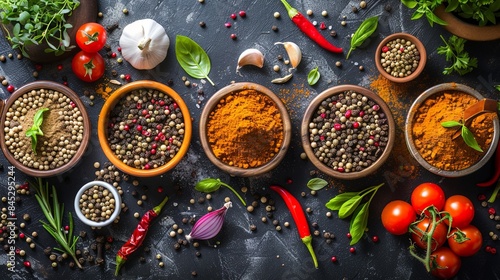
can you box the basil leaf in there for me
[175,35,215,86]
[325,192,358,211]
[307,67,320,86]
[307,178,328,191]
[401,0,418,9]
[349,202,370,245]
[462,125,483,152]
[346,16,378,59]
[441,120,461,128]
[338,195,363,219]
[195,178,222,193]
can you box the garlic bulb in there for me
[119,19,170,70]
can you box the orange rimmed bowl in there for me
[98,80,192,177]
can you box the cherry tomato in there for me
[411,183,445,215]
[448,225,482,257]
[430,247,461,279]
[381,200,416,235]
[72,51,105,82]
[410,217,448,251]
[76,23,107,53]
[443,195,474,229]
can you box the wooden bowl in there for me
[199,82,291,177]
[0,81,91,177]
[375,32,427,83]
[98,80,192,177]
[405,83,499,177]
[301,85,395,180]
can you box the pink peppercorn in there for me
[230,34,237,40]
[7,85,15,93]
[319,22,327,30]
[230,13,237,20]
[382,46,389,53]
[224,22,232,28]
[238,10,246,17]
[331,256,337,263]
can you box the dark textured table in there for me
[1,0,500,279]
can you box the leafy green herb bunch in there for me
[0,0,80,57]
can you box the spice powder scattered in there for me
[206,89,284,168]
[411,91,495,171]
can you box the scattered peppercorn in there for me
[199,21,206,28]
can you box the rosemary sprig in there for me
[31,178,81,269]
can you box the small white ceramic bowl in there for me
[74,181,121,227]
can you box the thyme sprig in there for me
[31,178,81,269]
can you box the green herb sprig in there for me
[325,183,383,245]
[441,120,483,152]
[31,178,81,269]
[25,107,49,154]
[346,16,378,60]
[401,0,447,27]
[307,67,320,86]
[175,35,214,86]
[195,178,246,206]
[306,178,328,190]
[0,0,80,57]
[437,35,477,75]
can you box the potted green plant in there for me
[401,0,500,41]
[0,0,97,62]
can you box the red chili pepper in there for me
[477,141,500,187]
[280,0,343,54]
[115,195,169,275]
[270,185,318,268]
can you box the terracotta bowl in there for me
[98,80,192,177]
[0,81,91,177]
[74,180,121,227]
[405,83,499,177]
[375,32,427,83]
[199,82,291,177]
[301,85,395,180]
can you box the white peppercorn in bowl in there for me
[375,32,427,83]
[301,85,395,180]
[74,181,121,227]
[0,81,91,177]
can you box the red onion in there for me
[186,202,232,241]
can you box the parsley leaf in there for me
[437,35,477,76]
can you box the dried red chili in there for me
[270,185,318,268]
[477,142,500,187]
[115,195,169,275]
[280,0,343,54]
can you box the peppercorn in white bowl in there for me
[74,181,121,227]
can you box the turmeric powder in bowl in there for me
[199,83,291,177]
[405,83,499,177]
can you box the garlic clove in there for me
[236,48,264,74]
[275,42,302,69]
[271,73,293,84]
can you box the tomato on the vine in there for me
[448,225,482,257]
[76,23,107,53]
[430,247,461,279]
[72,51,105,82]
[443,195,474,229]
[411,183,445,214]
[381,200,416,235]
[410,217,448,251]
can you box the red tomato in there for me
[448,225,482,257]
[430,247,461,279]
[76,23,107,53]
[410,217,448,251]
[72,51,105,82]
[411,183,445,214]
[381,200,416,235]
[443,195,474,229]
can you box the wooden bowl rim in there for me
[301,84,396,180]
[0,80,91,177]
[374,32,427,83]
[97,80,192,177]
[199,82,292,177]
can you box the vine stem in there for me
[221,182,246,206]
